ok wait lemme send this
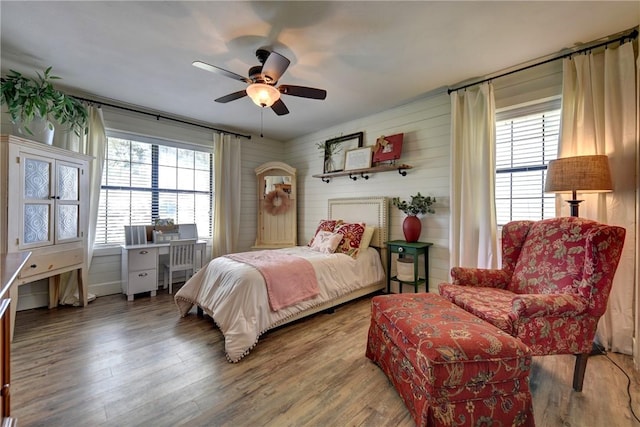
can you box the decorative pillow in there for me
[308,219,343,246]
[359,226,375,250]
[309,230,343,254]
[334,222,366,258]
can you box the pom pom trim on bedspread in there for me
[226,295,346,363]
[176,294,347,363]
[263,189,291,216]
[174,295,269,363]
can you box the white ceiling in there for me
[1,1,638,141]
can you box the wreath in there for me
[263,189,291,216]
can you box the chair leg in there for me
[169,271,173,294]
[572,353,589,392]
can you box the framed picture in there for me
[372,133,404,163]
[323,131,364,173]
[344,146,372,171]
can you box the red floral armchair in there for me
[439,217,625,391]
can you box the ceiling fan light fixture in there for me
[246,83,280,108]
[194,50,325,116]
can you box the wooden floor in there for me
[11,291,640,427]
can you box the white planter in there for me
[12,116,54,145]
[396,257,415,282]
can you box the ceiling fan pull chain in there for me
[260,108,264,138]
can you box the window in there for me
[95,134,213,245]
[495,99,561,226]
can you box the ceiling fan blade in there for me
[279,85,327,100]
[193,60,251,83]
[261,51,290,84]
[215,90,247,103]
[271,99,289,116]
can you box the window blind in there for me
[495,100,561,226]
[95,134,213,245]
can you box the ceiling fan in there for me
[193,48,327,116]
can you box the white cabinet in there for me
[1,135,91,336]
[121,245,159,301]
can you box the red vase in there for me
[402,215,422,243]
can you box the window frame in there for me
[495,97,561,227]
[94,131,213,247]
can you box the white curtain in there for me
[53,105,107,305]
[635,51,640,364]
[212,132,241,258]
[559,41,637,354]
[450,83,498,269]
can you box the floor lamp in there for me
[544,155,613,217]
[545,154,613,357]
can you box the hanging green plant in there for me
[1,66,88,137]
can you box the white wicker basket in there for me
[396,257,415,282]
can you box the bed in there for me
[174,197,389,362]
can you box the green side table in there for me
[386,240,433,293]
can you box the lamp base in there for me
[566,199,583,218]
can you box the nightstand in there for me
[386,240,433,293]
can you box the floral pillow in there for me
[334,222,366,258]
[309,230,343,254]
[308,219,343,246]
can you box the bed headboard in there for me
[328,197,389,248]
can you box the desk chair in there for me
[163,239,197,294]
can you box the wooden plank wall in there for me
[286,89,452,290]
[9,59,564,306]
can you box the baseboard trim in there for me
[89,281,121,297]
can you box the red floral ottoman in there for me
[366,293,534,427]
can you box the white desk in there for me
[120,240,207,301]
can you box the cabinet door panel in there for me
[16,153,55,249]
[57,205,79,240]
[23,204,51,244]
[54,160,83,244]
[24,157,51,199]
[20,153,55,249]
[56,164,79,201]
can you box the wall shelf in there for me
[312,164,413,183]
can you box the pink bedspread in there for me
[225,250,319,311]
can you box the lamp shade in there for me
[246,83,280,108]
[544,155,613,194]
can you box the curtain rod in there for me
[448,28,638,94]
[74,95,252,140]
